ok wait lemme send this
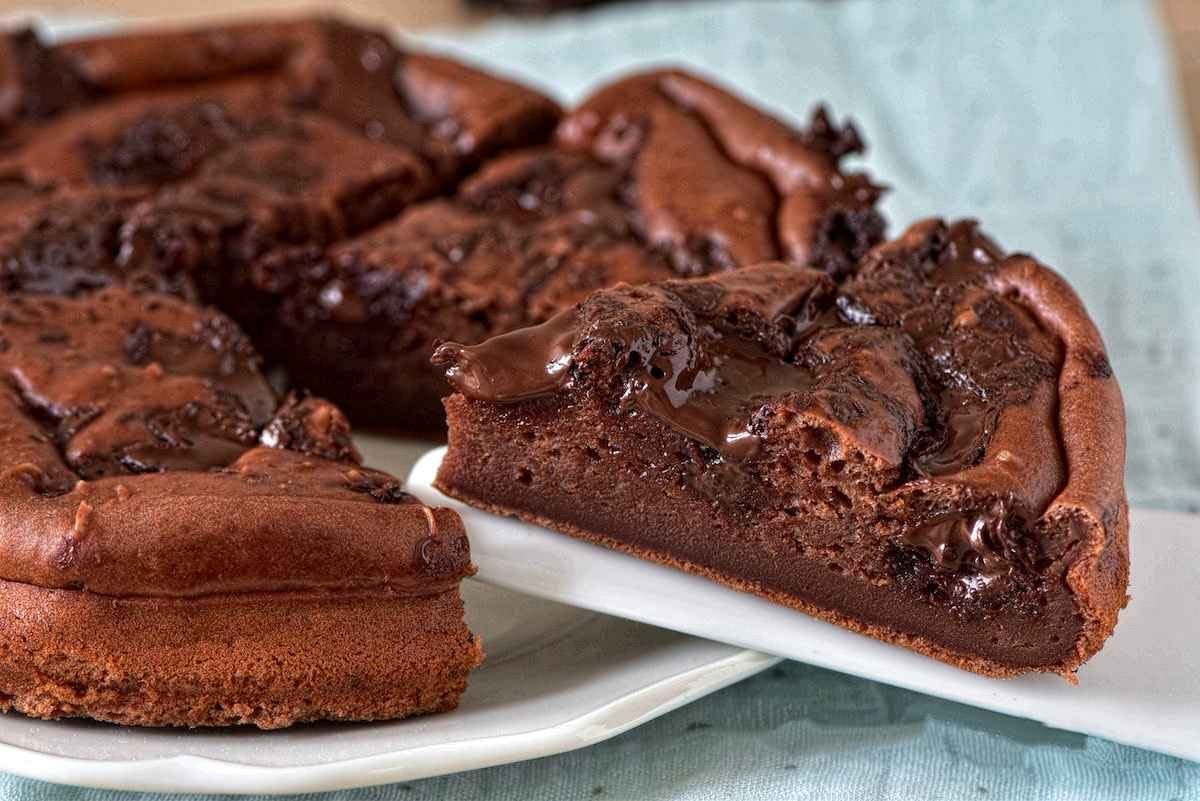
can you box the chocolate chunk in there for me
[260,393,360,464]
[344,467,415,504]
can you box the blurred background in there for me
[12,0,1200,145]
[12,0,1200,178]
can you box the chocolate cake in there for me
[0,13,1125,724]
[250,70,883,431]
[0,287,481,727]
[434,219,1129,677]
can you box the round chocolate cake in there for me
[0,288,481,727]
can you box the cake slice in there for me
[433,219,1129,677]
[0,288,481,727]
[250,69,884,431]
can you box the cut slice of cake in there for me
[433,219,1129,678]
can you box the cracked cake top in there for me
[0,288,470,598]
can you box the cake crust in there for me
[0,581,481,728]
[434,219,1129,678]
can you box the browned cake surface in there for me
[434,219,1129,678]
[0,287,482,727]
[250,70,883,430]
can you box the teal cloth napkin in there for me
[7,0,1200,797]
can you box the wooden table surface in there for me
[5,0,1200,176]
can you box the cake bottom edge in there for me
[0,579,485,729]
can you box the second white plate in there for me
[406,445,1200,764]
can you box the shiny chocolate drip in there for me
[626,336,812,460]
[905,511,1001,573]
[913,398,999,477]
[900,500,1028,596]
[436,306,814,461]
[433,307,580,402]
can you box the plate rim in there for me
[0,648,777,794]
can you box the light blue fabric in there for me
[6,1,1199,797]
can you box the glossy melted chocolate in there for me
[434,309,582,402]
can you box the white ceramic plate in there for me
[407,445,1200,763]
[0,579,777,794]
